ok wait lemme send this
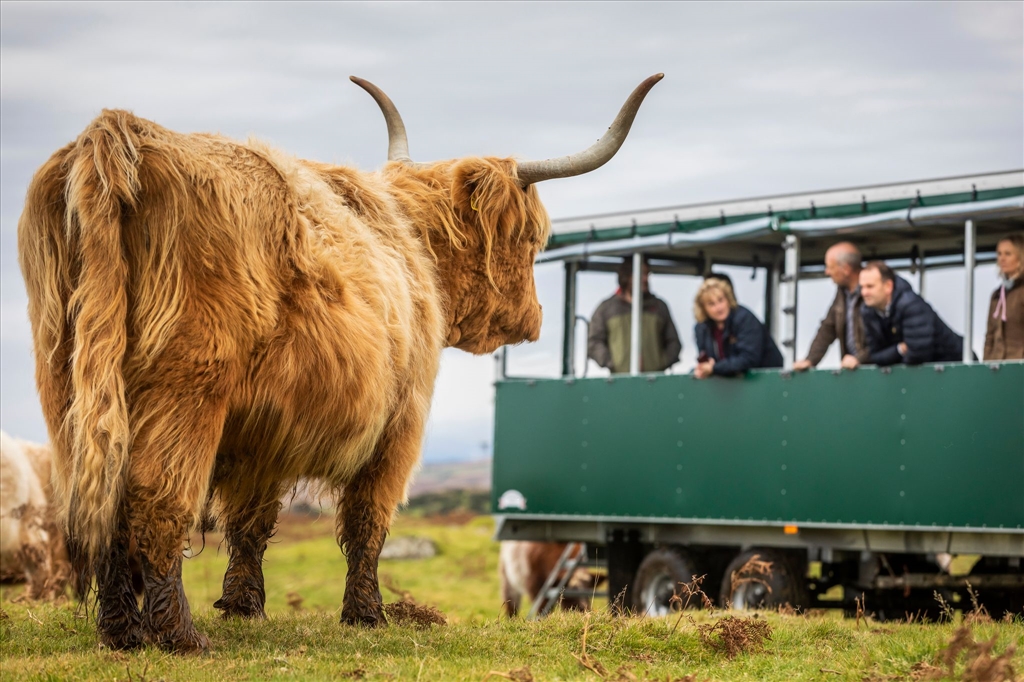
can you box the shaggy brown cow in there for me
[18,74,662,653]
[499,541,602,617]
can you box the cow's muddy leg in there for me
[213,495,281,619]
[137,550,207,653]
[131,498,212,653]
[95,510,144,650]
[338,467,389,627]
[338,412,424,627]
[128,385,227,654]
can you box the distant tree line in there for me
[404,489,490,517]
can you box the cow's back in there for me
[19,111,448,552]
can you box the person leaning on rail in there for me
[587,257,682,374]
[793,242,871,372]
[984,234,1024,361]
[859,260,964,366]
[692,277,783,379]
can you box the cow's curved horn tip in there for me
[651,73,665,82]
[349,75,362,84]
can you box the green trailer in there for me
[491,170,1024,619]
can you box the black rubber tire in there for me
[720,548,808,610]
[631,548,700,616]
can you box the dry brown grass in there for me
[668,574,715,636]
[379,573,447,628]
[963,583,993,626]
[729,554,773,601]
[903,626,1019,682]
[482,666,535,681]
[695,615,773,659]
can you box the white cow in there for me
[0,431,68,599]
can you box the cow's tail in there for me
[62,110,142,562]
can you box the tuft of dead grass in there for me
[729,554,773,603]
[905,626,1018,682]
[963,583,993,626]
[573,612,608,677]
[483,665,534,681]
[668,574,714,637]
[695,616,773,659]
[933,591,955,623]
[382,600,447,628]
[380,574,447,628]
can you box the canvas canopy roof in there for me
[539,170,1024,270]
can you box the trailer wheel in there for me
[720,548,807,610]
[631,548,699,616]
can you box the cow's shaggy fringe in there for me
[19,107,549,649]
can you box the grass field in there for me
[1,513,1021,681]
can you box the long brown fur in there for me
[18,109,549,651]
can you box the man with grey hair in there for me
[794,242,870,371]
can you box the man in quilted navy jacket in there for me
[859,261,964,366]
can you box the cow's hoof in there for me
[213,596,267,620]
[148,628,210,655]
[97,609,145,651]
[99,627,145,651]
[340,607,385,628]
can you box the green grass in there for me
[2,515,1021,681]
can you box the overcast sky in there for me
[2,2,1022,461]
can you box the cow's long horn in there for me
[515,73,664,187]
[350,76,413,163]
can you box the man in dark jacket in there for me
[859,261,963,365]
[588,258,682,374]
[794,242,870,372]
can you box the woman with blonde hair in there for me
[693,276,783,379]
[984,234,1024,361]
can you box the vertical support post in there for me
[918,249,926,298]
[963,220,975,363]
[763,262,776,341]
[768,258,782,345]
[630,252,642,375]
[781,235,800,369]
[562,261,578,377]
[494,347,507,382]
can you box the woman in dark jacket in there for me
[693,278,783,378]
[984,234,1024,361]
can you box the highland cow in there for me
[18,74,662,652]
[0,431,69,600]
[500,541,603,617]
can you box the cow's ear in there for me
[450,158,490,217]
[452,158,521,211]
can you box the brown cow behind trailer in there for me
[500,541,603,616]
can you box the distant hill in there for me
[408,458,491,497]
[282,458,491,516]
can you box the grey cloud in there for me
[1,1,1020,459]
